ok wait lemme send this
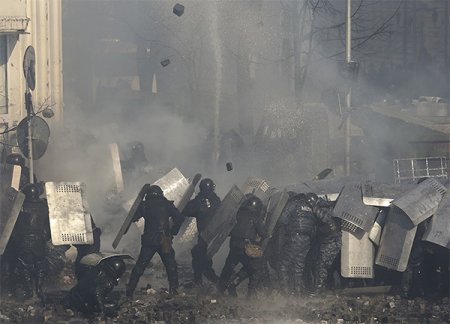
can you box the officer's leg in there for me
[159,247,179,294]
[278,239,296,294]
[292,234,311,296]
[126,246,156,297]
[218,249,240,293]
[241,255,258,297]
[35,256,47,300]
[191,243,203,285]
[227,267,248,297]
[314,239,341,292]
[202,248,219,284]
[16,254,34,299]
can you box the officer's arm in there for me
[170,205,185,236]
[181,199,196,218]
[255,218,269,240]
[313,204,333,223]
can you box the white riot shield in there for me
[333,184,379,233]
[242,177,270,202]
[375,206,417,272]
[110,143,124,193]
[46,182,94,245]
[422,189,450,249]
[341,228,375,278]
[392,178,447,226]
[0,187,25,255]
[122,168,190,234]
[362,181,415,207]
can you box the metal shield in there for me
[368,209,387,246]
[392,178,447,226]
[46,182,94,245]
[0,187,25,255]
[362,181,415,207]
[422,189,450,249]
[200,185,244,258]
[122,168,191,235]
[79,252,134,266]
[333,184,379,233]
[286,177,360,201]
[261,189,289,250]
[375,206,417,272]
[341,228,375,278]
[110,143,124,194]
[113,184,147,249]
[242,176,270,201]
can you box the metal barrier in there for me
[393,157,448,184]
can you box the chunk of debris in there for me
[173,3,184,16]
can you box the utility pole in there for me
[345,0,352,176]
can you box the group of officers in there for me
[124,177,341,300]
[3,155,446,319]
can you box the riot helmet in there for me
[22,183,41,201]
[242,194,263,214]
[103,258,126,282]
[306,192,319,208]
[147,185,163,197]
[6,153,25,167]
[199,178,215,194]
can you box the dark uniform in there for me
[277,193,316,295]
[310,196,341,293]
[11,183,50,300]
[218,195,268,297]
[182,178,221,285]
[126,185,184,297]
[63,257,126,316]
[74,217,102,280]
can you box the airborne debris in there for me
[173,3,184,17]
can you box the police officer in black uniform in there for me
[277,193,317,295]
[182,178,221,286]
[11,183,50,300]
[218,194,268,297]
[126,185,184,297]
[63,257,127,317]
[306,192,341,294]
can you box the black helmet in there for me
[22,183,41,201]
[242,194,263,214]
[147,185,163,197]
[6,153,25,167]
[199,178,215,193]
[103,258,126,282]
[306,192,319,208]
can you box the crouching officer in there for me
[125,185,185,297]
[63,255,128,317]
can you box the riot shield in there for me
[174,173,202,244]
[112,184,147,249]
[261,189,289,250]
[0,164,20,192]
[0,187,25,255]
[341,228,375,278]
[375,206,417,272]
[200,186,244,258]
[333,184,379,233]
[362,181,414,207]
[286,177,360,201]
[422,189,450,249]
[241,177,270,201]
[110,143,124,193]
[46,182,94,245]
[392,178,447,226]
[114,168,190,248]
[368,209,387,246]
[80,252,134,266]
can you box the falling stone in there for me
[160,59,170,67]
[173,3,184,17]
[226,162,233,171]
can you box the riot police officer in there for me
[126,185,184,297]
[218,194,268,297]
[277,193,316,295]
[11,183,50,300]
[182,178,221,286]
[63,256,127,316]
[306,192,341,294]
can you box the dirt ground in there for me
[0,259,449,324]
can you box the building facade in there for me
[0,0,62,157]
